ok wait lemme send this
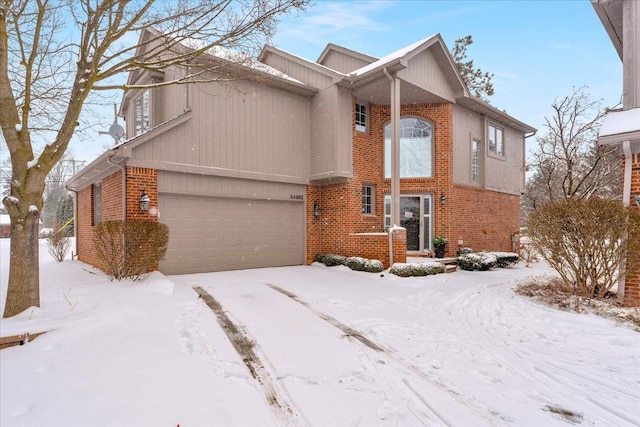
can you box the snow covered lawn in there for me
[1,239,639,426]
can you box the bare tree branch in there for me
[0,0,308,318]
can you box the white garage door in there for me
[159,194,305,274]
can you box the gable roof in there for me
[120,27,316,115]
[316,43,378,67]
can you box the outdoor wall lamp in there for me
[313,202,321,218]
[439,193,447,205]
[139,190,150,211]
[635,194,640,209]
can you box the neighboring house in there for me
[0,214,10,238]
[66,28,535,275]
[592,0,640,306]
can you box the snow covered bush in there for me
[94,220,169,281]
[364,259,384,273]
[315,254,384,273]
[527,197,640,300]
[389,262,445,277]
[492,252,519,268]
[344,256,367,271]
[315,253,347,267]
[457,252,498,271]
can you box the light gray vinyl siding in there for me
[154,66,189,123]
[158,171,306,202]
[261,53,334,89]
[319,50,373,74]
[485,125,525,195]
[452,104,525,195]
[452,104,484,186]
[398,49,457,103]
[131,77,311,183]
[309,86,353,182]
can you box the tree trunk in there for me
[3,214,40,318]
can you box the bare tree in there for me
[451,35,494,101]
[522,87,621,218]
[0,0,308,318]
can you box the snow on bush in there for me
[344,257,367,271]
[364,259,384,273]
[492,252,519,268]
[315,254,384,273]
[389,262,445,277]
[457,252,498,271]
[315,253,346,267]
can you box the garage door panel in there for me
[159,194,305,274]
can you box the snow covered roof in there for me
[348,35,438,77]
[0,214,10,225]
[174,35,306,85]
[598,107,640,145]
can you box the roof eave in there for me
[458,96,536,134]
[591,0,623,59]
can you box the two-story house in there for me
[66,28,535,275]
[592,0,640,306]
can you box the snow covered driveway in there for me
[1,240,639,426]
[171,264,640,426]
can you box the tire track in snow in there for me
[193,286,303,426]
[442,282,640,426]
[266,283,503,426]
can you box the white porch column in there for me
[387,73,401,227]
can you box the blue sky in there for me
[79,0,621,163]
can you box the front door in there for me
[385,194,433,253]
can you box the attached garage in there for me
[157,173,306,275]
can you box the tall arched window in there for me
[384,117,433,178]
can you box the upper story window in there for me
[92,183,102,226]
[362,185,374,214]
[134,90,150,136]
[355,102,367,133]
[488,124,504,156]
[384,117,433,178]
[471,139,481,182]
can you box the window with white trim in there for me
[471,139,481,182]
[362,185,375,215]
[384,117,433,178]
[134,90,150,135]
[355,102,367,133]
[93,183,102,226]
[488,124,504,156]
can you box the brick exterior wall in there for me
[450,184,520,253]
[624,152,640,306]
[305,99,522,265]
[76,167,158,272]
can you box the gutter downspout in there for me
[107,153,127,221]
[618,140,633,303]
[523,130,538,191]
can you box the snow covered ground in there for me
[1,238,639,426]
